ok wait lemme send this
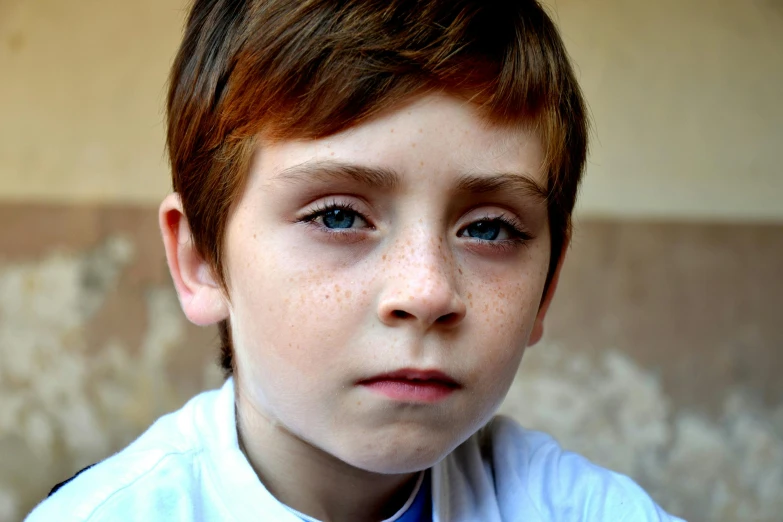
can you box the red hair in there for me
[167,0,588,375]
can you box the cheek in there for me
[469,271,543,332]
[463,254,548,369]
[227,244,374,371]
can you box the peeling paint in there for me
[0,237,212,521]
[0,489,17,522]
[0,226,780,522]
[500,344,783,522]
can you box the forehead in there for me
[254,95,545,188]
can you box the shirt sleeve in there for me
[486,416,688,522]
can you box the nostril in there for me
[392,310,412,319]
[435,312,461,326]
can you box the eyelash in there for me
[299,202,531,250]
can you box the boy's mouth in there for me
[357,369,461,403]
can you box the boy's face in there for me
[203,95,557,473]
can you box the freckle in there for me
[357,401,362,406]
[411,143,416,148]
[382,255,387,260]
[253,234,257,239]
[345,290,351,298]
[325,294,330,299]
[419,128,423,133]
[467,292,473,300]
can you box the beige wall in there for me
[2,0,783,219]
[0,0,183,203]
[0,208,780,522]
[554,0,783,220]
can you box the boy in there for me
[28,0,685,520]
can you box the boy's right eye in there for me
[321,208,357,229]
[300,203,371,231]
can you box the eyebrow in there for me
[273,160,399,191]
[454,172,548,204]
[273,159,548,202]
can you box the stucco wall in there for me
[2,0,782,218]
[1,209,781,522]
[0,0,182,203]
[556,0,783,220]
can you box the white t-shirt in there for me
[27,378,686,521]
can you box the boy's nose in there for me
[376,235,467,330]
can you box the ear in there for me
[527,237,569,347]
[159,193,230,326]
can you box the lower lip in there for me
[360,379,458,403]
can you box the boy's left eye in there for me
[458,218,525,242]
[463,220,503,240]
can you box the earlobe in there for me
[159,193,230,326]
[527,238,569,347]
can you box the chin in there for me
[334,431,465,475]
[348,451,444,475]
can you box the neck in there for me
[235,389,419,522]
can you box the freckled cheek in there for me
[465,280,535,387]
[467,269,538,315]
[464,275,540,350]
[232,258,373,349]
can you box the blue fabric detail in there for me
[294,471,431,522]
[396,471,431,522]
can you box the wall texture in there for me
[0,0,182,203]
[556,0,783,220]
[1,0,782,219]
[0,210,781,522]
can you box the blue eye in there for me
[459,216,531,246]
[321,208,356,229]
[465,220,502,240]
[300,201,371,233]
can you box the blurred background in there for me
[1,0,781,521]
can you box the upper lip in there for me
[358,368,461,387]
